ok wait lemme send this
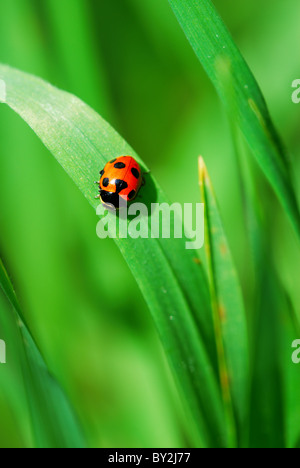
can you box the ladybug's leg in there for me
[95,169,104,186]
[141,170,150,187]
[95,194,101,199]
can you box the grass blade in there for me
[199,157,249,447]
[249,275,285,448]
[0,291,32,447]
[0,64,226,447]
[0,257,85,448]
[230,127,299,448]
[168,0,300,240]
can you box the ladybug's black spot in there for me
[115,179,128,193]
[131,168,140,179]
[128,190,136,200]
[100,190,120,210]
[114,162,126,169]
[102,177,109,187]
[109,158,117,164]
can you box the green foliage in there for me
[0,64,225,447]
[0,0,299,449]
[168,0,300,239]
[0,258,85,448]
[199,158,249,447]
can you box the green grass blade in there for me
[284,296,300,448]
[249,274,285,448]
[199,157,249,447]
[168,0,300,240]
[0,291,32,447]
[230,128,298,448]
[0,64,226,447]
[0,258,85,448]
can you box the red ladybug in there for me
[95,156,143,209]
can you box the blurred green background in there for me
[0,0,299,448]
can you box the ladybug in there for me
[95,156,143,209]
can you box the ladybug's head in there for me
[100,190,123,210]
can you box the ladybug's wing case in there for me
[100,156,142,201]
[99,158,128,193]
[120,158,142,201]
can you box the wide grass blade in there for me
[0,64,226,447]
[199,157,249,447]
[168,0,300,240]
[0,257,85,448]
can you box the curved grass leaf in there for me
[0,64,226,447]
[0,257,85,448]
[168,0,300,240]
[199,158,249,447]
